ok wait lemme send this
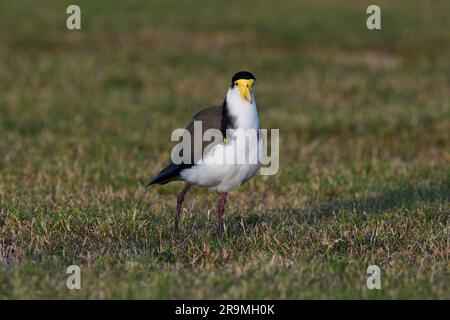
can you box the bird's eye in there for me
[235,82,238,86]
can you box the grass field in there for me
[0,0,449,299]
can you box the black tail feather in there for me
[147,163,183,187]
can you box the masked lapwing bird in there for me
[148,71,262,238]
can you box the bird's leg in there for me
[217,192,228,238]
[175,183,191,231]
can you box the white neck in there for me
[225,87,260,130]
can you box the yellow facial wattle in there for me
[235,79,254,102]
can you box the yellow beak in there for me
[235,79,254,102]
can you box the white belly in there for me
[180,136,262,192]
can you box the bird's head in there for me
[230,71,256,103]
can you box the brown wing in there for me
[184,105,223,164]
[147,105,223,186]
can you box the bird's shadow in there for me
[227,180,449,232]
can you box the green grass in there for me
[0,0,449,299]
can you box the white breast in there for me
[180,135,262,192]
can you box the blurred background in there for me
[0,1,448,298]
